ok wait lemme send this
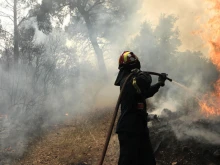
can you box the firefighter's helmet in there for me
[118,51,140,70]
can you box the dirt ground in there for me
[10,109,220,165]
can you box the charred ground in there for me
[5,108,218,165]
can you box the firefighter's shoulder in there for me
[131,70,152,91]
[132,69,152,82]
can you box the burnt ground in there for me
[1,108,219,165]
[150,120,220,165]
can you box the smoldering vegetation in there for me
[0,0,219,163]
[128,15,220,144]
[0,0,143,163]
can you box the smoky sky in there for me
[140,0,208,53]
[0,0,219,163]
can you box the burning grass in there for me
[196,0,220,116]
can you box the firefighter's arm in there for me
[144,73,167,98]
[132,71,164,98]
[144,83,161,98]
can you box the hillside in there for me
[13,108,220,165]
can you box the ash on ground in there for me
[149,108,220,165]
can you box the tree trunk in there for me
[77,7,107,77]
[14,0,19,63]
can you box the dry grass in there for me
[15,108,119,165]
[12,107,220,165]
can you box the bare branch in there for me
[5,0,13,8]
[0,1,12,10]
[18,17,27,27]
[0,14,13,22]
[83,0,89,7]
[0,10,12,17]
[0,10,13,23]
[18,13,35,27]
[87,0,105,12]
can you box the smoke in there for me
[0,0,220,163]
[140,0,208,53]
[128,14,220,143]
[172,120,220,145]
[94,0,220,145]
[107,0,220,145]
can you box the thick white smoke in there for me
[100,0,220,145]
[0,0,219,163]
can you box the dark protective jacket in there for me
[115,69,161,133]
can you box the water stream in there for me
[172,80,201,101]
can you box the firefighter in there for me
[114,51,167,165]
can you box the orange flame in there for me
[199,93,220,116]
[198,0,220,116]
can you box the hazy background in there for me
[0,0,219,163]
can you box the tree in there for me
[0,0,40,63]
[130,15,218,109]
[13,0,19,62]
[35,0,108,75]
[35,0,141,76]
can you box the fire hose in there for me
[98,71,172,165]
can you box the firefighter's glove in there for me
[158,73,167,87]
